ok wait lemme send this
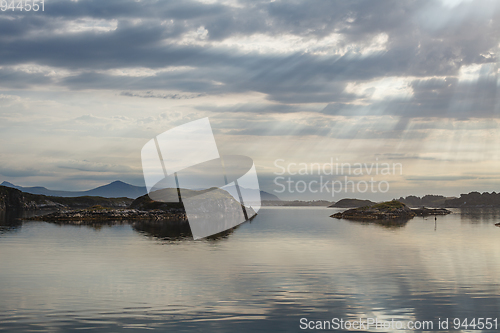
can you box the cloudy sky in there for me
[1,0,500,200]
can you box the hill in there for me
[329,198,376,208]
[395,195,452,207]
[259,190,281,201]
[445,191,500,207]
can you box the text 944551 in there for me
[1,0,44,11]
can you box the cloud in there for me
[120,91,206,99]
[0,166,51,178]
[1,0,500,195]
[0,0,497,114]
[57,159,135,173]
[406,175,479,181]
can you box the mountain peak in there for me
[1,181,17,187]
[110,180,127,185]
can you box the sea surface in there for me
[1,207,500,332]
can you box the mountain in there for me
[0,181,280,201]
[260,190,281,201]
[1,180,147,199]
[233,187,280,201]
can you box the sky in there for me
[1,0,500,200]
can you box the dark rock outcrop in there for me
[331,200,415,220]
[0,186,38,211]
[0,185,132,211]
[331,200,452,221]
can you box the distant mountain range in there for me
[1,180,282,201]
[1,180,147,199]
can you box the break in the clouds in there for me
[1,0,500,199]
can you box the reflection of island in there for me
[0,211,23,235]
[346,218,410,229]
[456,207,500,225]
[131,218,246,241]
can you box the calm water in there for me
[1,207,500,332]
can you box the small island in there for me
[23,187,256,229]
[331,200,451,221]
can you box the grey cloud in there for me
[0,166,52,178]
[0,0,499,117]
[198,103,320,114]
[406,175,478,181]
[120,91,205,99]
[0,67,54,89]
[58,160,135,173]
[322,73,500,119]
[380,153,438,161]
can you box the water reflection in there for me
[458,207,500,224]
[0,211,22,235]
[131,219,242,241]
[20,214,242,241]
[1,207,500,332]
[343,218,410,229]
[132,220,193,240]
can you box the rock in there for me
[331,200,416,220]
[0,186,38,211]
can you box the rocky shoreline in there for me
[25,207,187,224]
